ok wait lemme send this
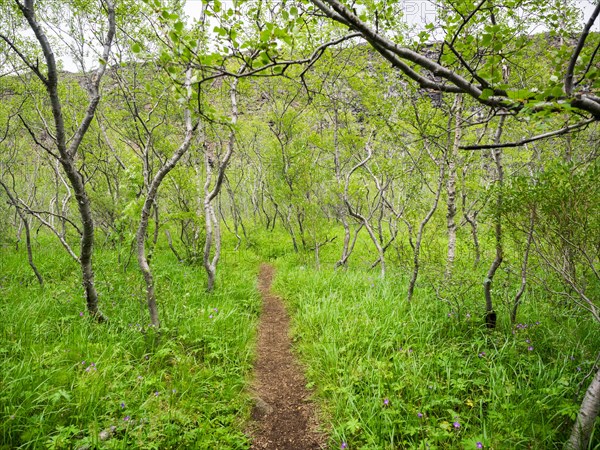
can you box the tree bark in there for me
[483,116,506,328]
[446,95,463,279]
[203,77,240,292]
[566,363,600,450]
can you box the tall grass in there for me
[273,254,600,449]
[0,237,260,449]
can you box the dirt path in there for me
[249,264,326,449]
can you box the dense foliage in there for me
[1,0,599,448]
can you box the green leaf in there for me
[174,21,184,33]
[480,88,494,100]
[132,43,141,53]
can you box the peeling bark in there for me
[567,364,600,450]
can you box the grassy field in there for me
[269,238,600,449]
[0,238,260,449]
[1,230,599,449]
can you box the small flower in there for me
[417,412,423,418]
[478,352,486,358]
[80,312,84,317]
[213,308,218,313]
[209,314,213,319]
[476,442,483,449]
[120,402,126,409]
[466,313,471,319]
[172,389,177,393]
[124,415,130,421]
[528,346,534,351]
[154,391,159,396]
[341,443,347,449]
[137,375,143,380]
[577,366,582,372]
[570,355,575,361]
[81,361,86,365]
[383,398,389,406]
[453,421,460,429]
[525,339,531,344]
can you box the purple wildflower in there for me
[209,314,213,319]
[120,402,126,409]
[528,346,534,351]
[453,421,460,429]
[476,443,483,449]
[124,415,130,421]
[80,312,84,317]
[417,412,423,418]
[383,398,389,406]
[341,443,348,449]
[478,352,486,358]
[154,391,159,397]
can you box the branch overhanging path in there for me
[249,264,326,449]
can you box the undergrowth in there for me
[0,238,260,449]
[272,254,600,450]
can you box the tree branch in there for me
[460,118,595,150]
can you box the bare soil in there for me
[248,264,327,450]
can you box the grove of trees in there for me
[1,0,599,448]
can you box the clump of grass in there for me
[0,237,260,449]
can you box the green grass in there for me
[0,238,261,449]
[1,226,599,449]
[272,255,600,450]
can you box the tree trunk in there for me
[8,0,115,321]
[483,116,506,329]
[408,151,445,301]
[136,69,197,326]
[566,364,600,450]
[0,180,43,285]
[203,77,240,291]
[511,206,535,324]
[446,95,463,279]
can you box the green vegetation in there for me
[275,254,600,449]
[0,238,260,449]
[1,0,600,448]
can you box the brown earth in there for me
[248,264,327,450]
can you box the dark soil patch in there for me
[249,264,327,449]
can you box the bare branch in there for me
[565,2,600,96]
[460,119,595,150]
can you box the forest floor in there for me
[249,264,327,449]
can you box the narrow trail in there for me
[249,264,326,449]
